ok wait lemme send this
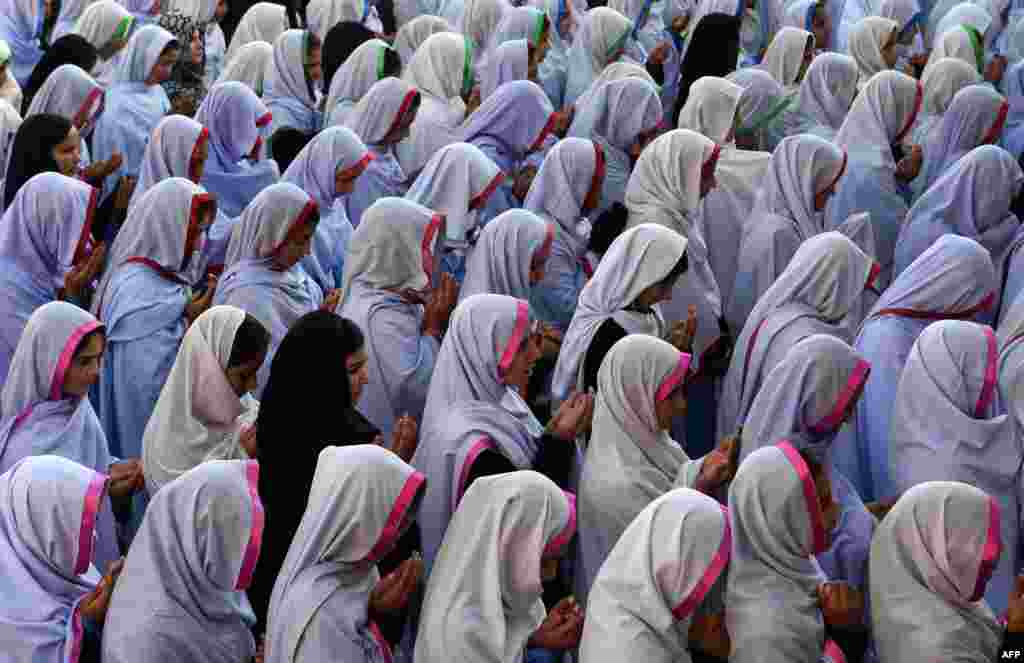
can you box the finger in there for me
[1016,575,1024,597]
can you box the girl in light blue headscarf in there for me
[1001,61,1024,159]
[0,0,47,86]
[265,30,323,135]
[90,25,177,213]
[529,0,574,108]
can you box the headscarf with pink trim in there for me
[580,488,730,663]
[101,459,264,663]
[415,470,575,663]
[265,445,425,663]
[0,455,108,663]
[870,481,1003,663]
[577,334,701,605]
[889,320,1016,614]
[727,442,830,663]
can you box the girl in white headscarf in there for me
[577,334,735,604]
[551,223,689,401]
[728,67,792,152]
[323,39,400,129]
[740,334,875,592]
[729,135,847,333]
[264,30,322,135]
[529,0,576,108]
[897,145,1021,311]
[460,209,555,301]
[142,306,268,493]
[91,179,216,467]
[849,17,899,85]
[306,0,383,41]
[718,232,877,439]
[24,64,103,169]
[579,488,731,663]
[826,70,922,289]
[396,32,475,179]
[923,25,986,78]
[886,321,1016,614]
[220,40,273,97]
[728,442,867,663]
[0,41,21,117]
[336,197,448,439]
[524,137,607,331]
[72,1,134,84]
[265,445,425,663]
[343,77,420,226]
[870,482,1005,663]
[101,459,265,663]
[564,7,633,107]
[777,53,858,141]
[211,182,325,397]
[831,234,997,503]
[405,142,503,283]
[910,85,1009,200]
[910,56,981,145]
[225,2,288,63]
[0,456,115,663]
[760,26,814,93]
[415,471,579,663]
[676,76,772,310]
[625,128,727,371]
[569,77,663,213]
[449,0,508,68]
[394,15,451,62]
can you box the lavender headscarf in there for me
[460,209,554,301]
[0,456,108,663]
[282,126,371,213]
[101,460,265,663]
[462,79,555,173]
[128,114,208,211]
[889,321,1016,613]
[579,488,730,663]
[870,482,1003,663]
[0,173,96,393]
[479,39,529,101]
[727,442,829,663]
[265,446,424,663]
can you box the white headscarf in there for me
[551,223,688,401]
[267,30,316,111]
[454,0,508,62]
[414,471,575,663]
[394,14,451,63]
[918,55,981,122]
[925,26,983,75]
[127,114,207,211]
[338,197,442,304]
[572,61,656,111]
[580,488,731,663]
[343,76,417,145]
[306,0,382,41]
[677,76,743,142]
[460,209,554,301]
[217,40,273,96]
[870,482,1003,663]
[571,76,663,152]
[577,334,701,602]
[405,142,503,245]
[934,1,992,41]
[849,16,898,84]
[523,136,601,256]
[761,26,813,91]
[834,69,921,169]
[479,39,529,101]
[141,306,257,494]
[324,39,392,127]
[727,442,829,663]
[73,0,133,53]
[265,445,424,663]
[25,64,103,130]
[565,7,634,105]
[225,3,288,63]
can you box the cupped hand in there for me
[529,596,584,650]
[80,558,125,625]
[548,391,594,441]
[391,414,418,463]
[370,557,423,618]
[696,435,738,495]
[63,242,107,300]
[817,581,865,630]
[107,459,144,499]
[669,305,699,353]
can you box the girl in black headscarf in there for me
[21,34,98,115]
[671,13,741,125]
[159,10,207,116]
[322,20,377,95]
[248,310,419,637]
[2,113,76,209]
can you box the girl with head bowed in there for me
[128,115,210,210]
[142,305,269,493]
[728,442,867,663]
[718,232,877,440]
[323,39,401,129]
[564,7,633,107]
[415,471,581,663]
[760,26,815,93]
[265,445,426,663]
[0,456,120,663]
[0,173,105,391]
[887,321,1017,614]
[0,300,141,575]
[264,29,323,135]
[727,67,790,152]
[460,209,556,302]
[524,137,607,331]
[306,0,383,42]
[282,126,374,293]
[101,460,265,663]
[910,57,981,146]
[740,334,875,591]
[831,235,997,503]
[576,334,737,604]
[778,53,858,142]
[225,2,288,64]
[342,77,421,226]
[71,1,134,85]
[394,14,451,62]
[848,16,899,86]
[90,179,218,469]
[216,40,273,95]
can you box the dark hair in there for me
[269,127,313,171]
[665,250,689,282]
[4,113,73,210]
[587,202,629,255]
[322,21,377,91]
[672,13,741,125]
[373,0,397,36]
[381,47,402,78]
[22,35,99,115]
[73,327,107,357]
[228,314,270,367]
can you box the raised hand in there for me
[321,288,342,312]
[669,305,699,353]
[62,242,107,301]
[370,557,423,618]
[80,558,125,625]
[696,435,738,495]
[547,391,594,441]
[185,275,218,323]
[107,459,144,499]
[895,145,923,183]
[81,153,123,183]
[529,596,584,650]
[422,273,458,338]
[239,424,258,458]
[818,581,865,629]
[391,414,418,463]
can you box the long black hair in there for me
[3,113,73,210]
[672,13,741,126]
[22,35,98,115]
[322,21,377,92]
